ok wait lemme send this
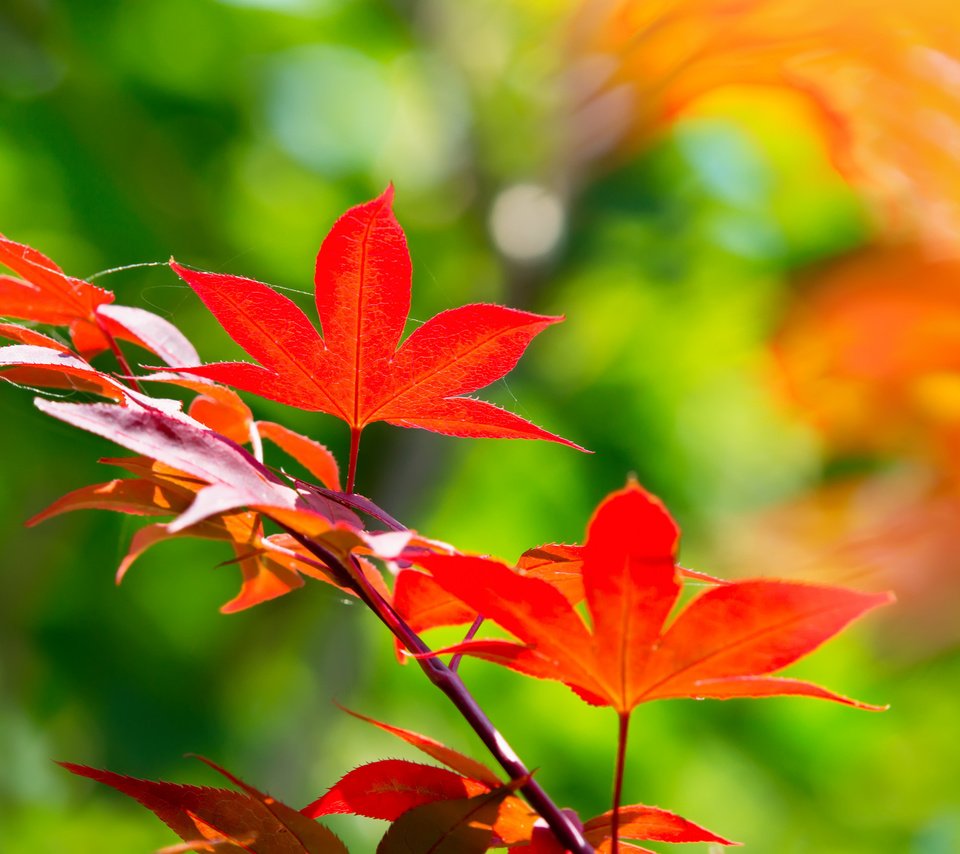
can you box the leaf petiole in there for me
[611,712,631,854]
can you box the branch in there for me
[286,529,594,853]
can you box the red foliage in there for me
[415,481,890,713]
[0,194,890,853]
[63,759,348,853]
[167,188,585,465]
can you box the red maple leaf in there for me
[27,454,363,613]
[63,758,348,853]
[0,235,198,364]
[167,187,585,490]
[414,480,892,714]
[304,707,732,852]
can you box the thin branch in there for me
[287,530,594,853]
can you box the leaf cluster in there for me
[0,192,890,853]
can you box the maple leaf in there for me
[415,480,892,714]
[27,455,364,612]
[27,396,451,611]
[304,708,538,847]
[305,707,732,852]
[375,787,516,854]
[507,803,735,854]
[167,187,585,489]
[62,759,348,853]
[30,398,336,531]
[390,538,726,658]
[0,235,198,363]
[26,398,391,609]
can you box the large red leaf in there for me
[168,188,583,452]
[62,761,348,853]
[28,398,376,611]
[416,481,892,714]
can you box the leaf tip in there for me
[379,183,396,207]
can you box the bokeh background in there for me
[2,0,959,851]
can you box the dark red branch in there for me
[286,530,594,853]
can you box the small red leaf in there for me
[96,303,200,367]
[583,803,737,846]
[334,707,502,787]
[304,759,481,821]
[375,786,513,854]
[257,421,341,490]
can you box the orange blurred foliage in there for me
[774,246,960,463]
[566,0,960,249]
[725,246,960,652]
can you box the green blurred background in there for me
[1,1,956,851]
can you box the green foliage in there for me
[0,1,951,851]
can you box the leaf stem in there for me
[96,318,144,394]
[287,532,594,853]
[450,615,484,673]
[611,712,630,854]
[346,427,361,494]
